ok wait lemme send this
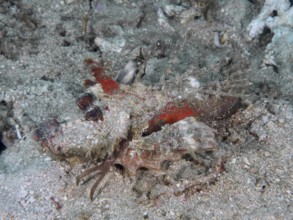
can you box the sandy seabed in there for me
[0,0,292,219]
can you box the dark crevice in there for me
[247,0,257,4]
[258,26,274,47]
[265,63,279,73]
[113,164,124,172]
[270,10,278,17]
[0,134,7,155]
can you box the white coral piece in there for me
[247,0,291,39]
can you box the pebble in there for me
[44,157,52,161]
[261,115,269,124]
[18,188,28,199]
[157,8,175,32]
[64,0,76,4]
[94,37,126,53]
[278,118,285,124]
[264,151,270,157]
[162,5,185,17]
[180,8,201,24]
[188,77,200,88]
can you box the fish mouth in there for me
[33,118,60,149]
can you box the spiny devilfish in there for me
[34,58,242,201]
